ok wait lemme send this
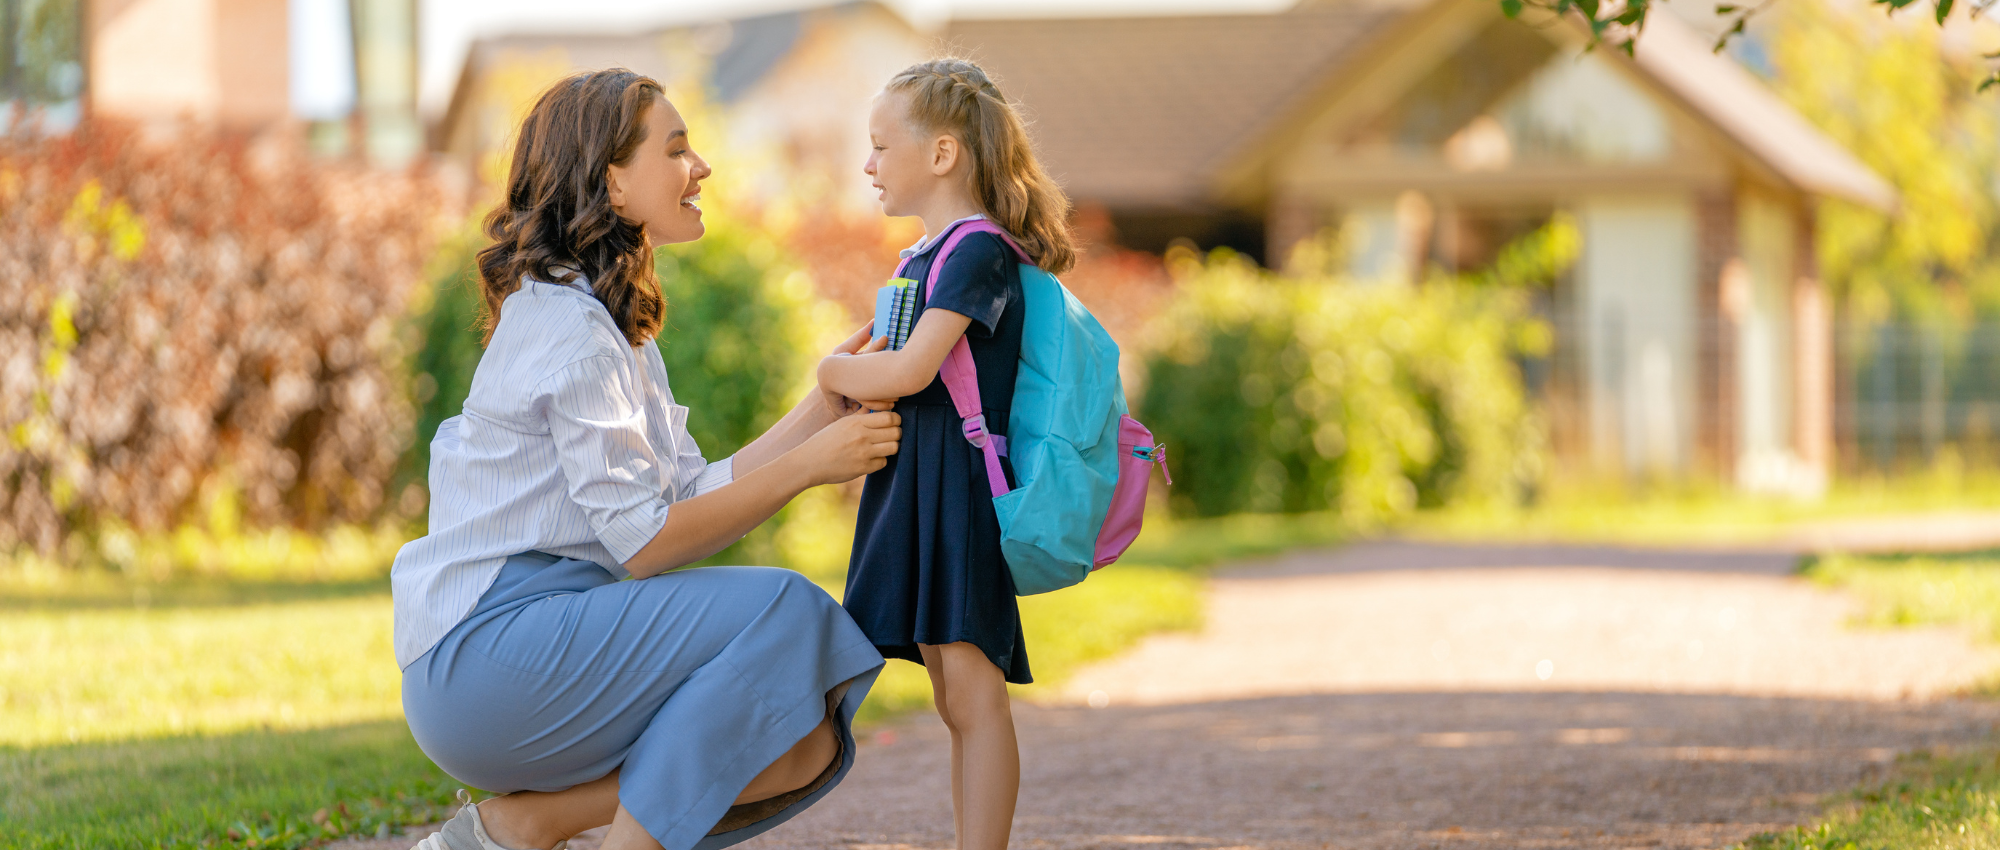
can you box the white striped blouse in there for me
[390,275,733,669]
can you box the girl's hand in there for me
[819,327,893,416]
[798,410,901,485]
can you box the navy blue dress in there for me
[843,224,1031,685]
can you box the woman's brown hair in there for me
[476,69,666,347]
[886,58,1077,274]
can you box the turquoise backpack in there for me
[898,219,1171,596]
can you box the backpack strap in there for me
[920,219,1032,499]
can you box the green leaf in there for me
[1938,0,1956,24]
[1715,3,1739,11]
[1980,71,2000,93]
[1714,17,1747,51]
[1501,0,1525,16]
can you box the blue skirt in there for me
[402,552,884,850]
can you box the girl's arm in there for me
[620,409,900,579]
[734,324,890,477]
[817,308,975,402]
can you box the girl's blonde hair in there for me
[886,58,1076,274]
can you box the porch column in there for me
[1266,192,1322,272]
[1694,191,1739,481]
[1793,207,1833,490]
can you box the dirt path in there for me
[726,542,2000,850]
[366,541,2000,850]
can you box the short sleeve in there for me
[923,232,1016,339]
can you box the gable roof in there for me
[1624,9,1894,210]
[945,5,1407,208]
[949,0,1894,212]
[436,4,851,152]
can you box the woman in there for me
[393,69,899,850]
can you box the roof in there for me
[948,0,1894,212]
[945,5,1407,208]
[1624,10,1895,211]
[436,4,842,149]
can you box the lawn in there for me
[0,510,1344,849]
[1407,473,2000,547]
[2,723,461,850]
[1740,747,2000,850]
[1803,549,2000,642]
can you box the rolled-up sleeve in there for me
[691,457,733,496]
[540,356,672,565]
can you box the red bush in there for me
[0,122,455,554]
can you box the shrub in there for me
[1137,249,1545,526]
[0,122,453,558]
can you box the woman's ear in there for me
[605,165,627,210]
[929,134,960,177]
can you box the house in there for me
[435,2,927,197]
[950,0,1891,493]
[439,0,1891,493]
[3,0,420,163]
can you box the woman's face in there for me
[607,97,711,246]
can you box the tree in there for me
[1500,0,2000,88]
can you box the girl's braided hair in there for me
[476,69,666,347]
[886,58,1077,274]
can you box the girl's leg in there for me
[924,642,1018,850]
[479,719,841,849]
[917,644,965,841]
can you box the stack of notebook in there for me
[872,277,920,350]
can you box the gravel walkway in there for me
[357,541,2000,850]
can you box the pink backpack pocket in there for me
[1093,415,1171,569]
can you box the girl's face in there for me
[607,97,711,246]
[865,91,957,218]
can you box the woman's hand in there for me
[796,410,901,486]
[820,323,898,415]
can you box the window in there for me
[1,0,84,131]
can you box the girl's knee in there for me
[931,695,959,731]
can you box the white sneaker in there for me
[409,789,568,850]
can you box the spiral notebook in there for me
[872,277,920,350]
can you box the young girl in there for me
[817,58,1077,850]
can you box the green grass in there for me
[1406,472,2000,547]
[1740,748,2000,850]
[0,588,403,748]
[1803,549,2000,641]
[1,722,460,850]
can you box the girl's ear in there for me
[929,134,960,177]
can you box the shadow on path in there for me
[741,689,2000,850]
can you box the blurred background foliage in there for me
[0,122,453,577]
[1765,0,2000,472]
[1138,242,1550,525]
